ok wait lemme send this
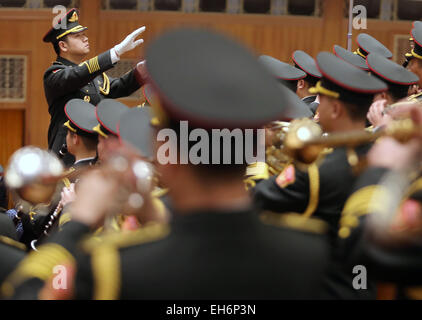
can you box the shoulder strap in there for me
[302,163,320,218]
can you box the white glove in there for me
[113,26,146,57]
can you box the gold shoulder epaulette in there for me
[246,162,270,180]
[244,162,270,188]
[82,222,170,252]
[260,212,328,235]
[0,235,26,251]
[2,243,74,298]
[338,185,390,239]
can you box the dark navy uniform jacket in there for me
[0,214,26,291]
[253,144,377,299]
[5,208,329,300]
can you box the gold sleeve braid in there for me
[1,243,75,298]
[80,56,100,74]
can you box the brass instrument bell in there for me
[5,147,64,204]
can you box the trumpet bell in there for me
[5,147,64,204]
[284,118,324,164]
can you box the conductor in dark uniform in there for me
[4,28,329,300]
[43,8,147,166]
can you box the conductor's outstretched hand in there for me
[114,26,146,57]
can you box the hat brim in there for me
[43,25,87,43]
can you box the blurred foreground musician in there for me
[4,28,329,300]
[253,52,388,299]
[3,103,165,299]
[338,105,422,299]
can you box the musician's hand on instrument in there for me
[386,101,422,121]
[369,107,422,170]
[367,99,391,128]
[408,84,420,96]
[367,136,422,171]
[70,169,119,228]
[60,183,76,207]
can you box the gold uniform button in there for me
[84,95,91,102]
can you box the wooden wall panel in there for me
[0,0,417,158]
[0,110,24,169]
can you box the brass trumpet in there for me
[268,118,420,169]
[264,121,294,173]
